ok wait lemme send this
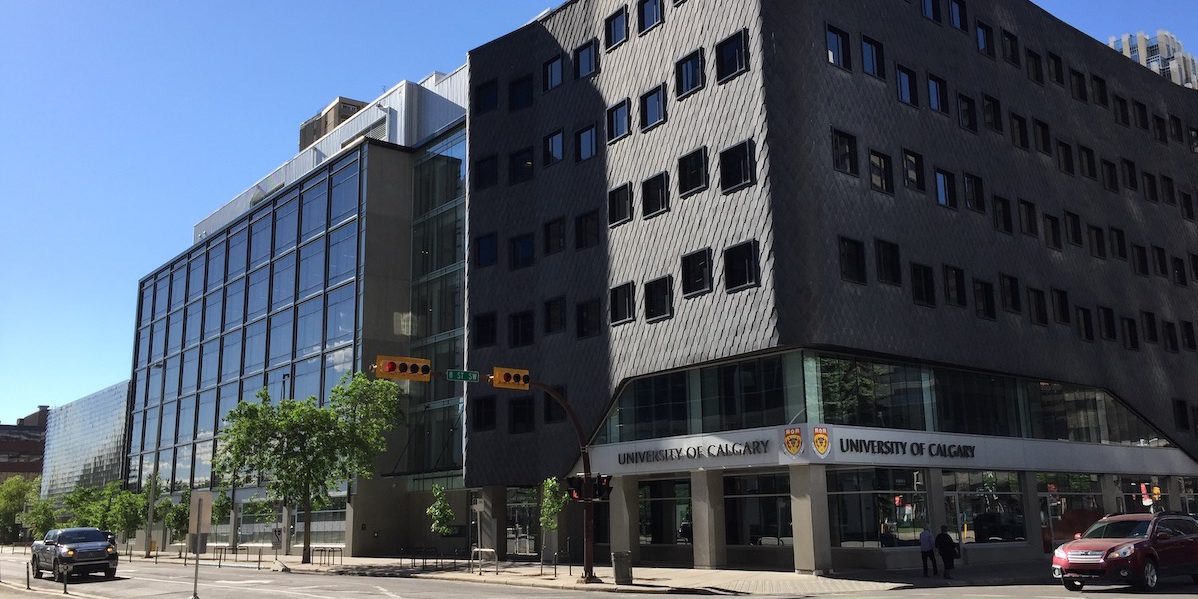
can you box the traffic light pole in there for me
[530,383,601,584]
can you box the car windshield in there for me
[1082,520,1149,539]
[57,530,108,544]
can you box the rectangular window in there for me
[963,173,984,212]
[1069,69,1088,102]
[1183,193,1196,221]
[862,36,884,79]
[637,0,662,32]
[831,129,858,175]
[473,155,498,190]
[1050,288,1070,324]
[605,8,628,49]
[922,0,941,21]
[1168,115,1184,141]
[958,94,977,131]
[1161,176,1175,205]
[948,0,966,30]
[1047,52,1063,84]
[896,65,919,106]
[474,80,498,114]
[644,276,673,321]
[1010,113,1029,149]
[715,30,749,82]
[610,283,635,325]
[640,85,667,130]
[1163,321,1179,352]
[1142,311,1159,344]
[943,265,966,307]
[724,241,760,291]
[1102,160,1119,191]
[1142,172,1158,202]
[902,149,926,191]
[1000,30,1020,65]
[1098,306,1116,341]
[1182,321,1197,351]
[1091,75,1108,106]
[508,147,534,184]
[508,396,535,434]
[911,263,936,307]
[999,274,1021,313]
[869,150,894,193]
[1033,119,1051,155]
[474,233,497,267]
[1109,227,1127,260]
[826,25,851,70]
[1153,115,1168,143]
[509,234,535,270]
[509,311,534,347]
[543,56,563,91]
[934,169,957,208]
[608,184,633,226]
[681,248,713,296]
[976,21,994,57]
[1133,101,1149,129]
[1077,307,1094,341]
[543,130,563,165]
[875,240,902,286]
[839,237,867,284]
[576,125,597,161]
[1078,145,1096,179]
[642,172,670,217]
[1063,211,1082,246]
[606,99,630,142]
[678,147,709,196]
[993,196,1013,234]
[544,297,566,334]
[1088,226,1106,259]
[675,49,705,97]
[509,75,534,111]
[928,74,948,114]
[1173,256,1189,286]
[576,299,601,338]
[1043,214,1061,250]
[1173,400,1191,431]
[974,279,996,319]
[574,40,598,78]
[473,313,496,348]
[1132,244,1149,276]
[471,396,495,431]
[1113,95,1130,126]
[1028,288,1048,326]
[1018,199,1038,237]
[1026,49,1044,83]
[719,140,756,193]
[575,211,601,249]
[1056,142,1074,175]
[982,95,1002,132]
[1123,318,1140,350]
[1152,245,1168,277]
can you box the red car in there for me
[1051,512,1198,592]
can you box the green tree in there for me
[426,484,455,536]
[214,373,402,564]
[19,478,58,541]
[156,489,191,553]
[0,476,37,542]
[538,478,568,567]
[110,487,146,541]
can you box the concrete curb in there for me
[0,578,107,599]
[404,572,697,594]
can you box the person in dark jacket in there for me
[935,525,958,579]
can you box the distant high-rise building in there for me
[1109,30,1198,88]
[298,97,369,151]
[40,382,128,498]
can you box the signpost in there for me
[446,369,480,383]
[188,491,213,599]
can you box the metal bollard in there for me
[26,562,31,590]
[184,552,188,567]
[62,565,68,595]
[257,548,261,571]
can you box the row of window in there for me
[905,0,1198,152]
[826,26,1198,231]
[470,391,567,434]
[831,128,1198,294]
[472,239,759,349]
[837,235,1198,355]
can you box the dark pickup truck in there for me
[31,527,118,581]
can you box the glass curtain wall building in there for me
[41,381,129,498]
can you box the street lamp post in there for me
[529,383,601,584]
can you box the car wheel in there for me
[52,560,63,583]
[31,557,42,579]
[1063,579,1084,592]
[105,568,116,579]
[1137,559,1159,592]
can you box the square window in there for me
[543,130,564,165]
[474,155,498,190]
[974,279,996,320]
[832,129,859,175]
[642,173,670,217]
[943,265,966,307]
[723,241,759,292]
[608,183,633,226]
[576,126,598,161]
[607,100,631,142]
[473,312,497,348]
[839,237,867,284]
[474,233,497,267]
[826,25,851,70]
[509,76,534,111]
[678,147,709,196]
[720,140,756,193]
[508,147,534,184]
[675,49,705,97]
[896,65,919,106]
[862,36,885,79]
[576,299,601,338]
[575,211,601,249]
[640,84,667,130]
[875,239,902,286]
[544,297,566,334]
[509,311,534,347]
[934,169,957,208]
[574,40,598,78]
[999,274,1021,313]
[605,8,628,49]
[963,173,984,212]
[1027,288,1048,326]
[509,234,535,269]
[902,149,925,191]
[543,56,563,91]
[681,248,713,296]
[715,30,750,82]
[870,150,894,193]
[543,219,565,255]
[474,80,498,114]
[471,396,496,431]
[638,0,663,32]
[644,276,673,321]
[928,74,948,113]
[911,263,936,307]
[610,283,635,324]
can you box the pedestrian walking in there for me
[919,525,938,577]
[935,525,958,579]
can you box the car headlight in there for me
[1109,544,1135,559]
[64,548,75,557]
[1053,546,1067,559]
[106,546,115,554]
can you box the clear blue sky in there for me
[0,0,1193,425]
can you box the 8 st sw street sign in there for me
[445,369,480,383]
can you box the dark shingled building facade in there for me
[465,0,1198,572]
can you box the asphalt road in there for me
[839,579,1198,599]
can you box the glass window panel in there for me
[206,242,225,292]
[243,320,267,374]
[298,240,325,300]
[144,408,159,451]
[160,400,178,447]
[200,340,220,390]
[137,326,150,367]
[154,276,170,320]
[218,382,239,430]
[323,348,353,402]
[177,395,196,443]
[246,267,269,321]
[292,356,322,403]
[147,363,163,406]
[325,284,355,348]
[296,298,323,358]
[269,310,293,368]
[170,267,186,311]
[637,480,691,545]
[226,227,248,278]
[301,174,328,242]
[817,356,927,431]
[271,252,296,311]
[327,223,357,286]
[172,444,191,492]
[167,310,184,355]
[192,441,213,489]
[273,196,298,255]
[220,332,241,383]
[180,348,199,395]
[188,256,205,302]
[329,159,360,225]
[249,214,272,270]
[203,292,222,340]
[163,355,181,401]
[223,278,245,329]
[184,301,203,348]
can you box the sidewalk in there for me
[135,549,1054,596]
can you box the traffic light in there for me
[567,476,585,502]
[593,475,612,501]
[491,366,530,390]
[375,355,432,382]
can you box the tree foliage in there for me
[0,476,37,541]
[157,489,191,544]
[426,484,455,536]
[214,373,402,563]
[539,478,568,532]
[18,478,58,540]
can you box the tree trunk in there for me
[302,494,313,564]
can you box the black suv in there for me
[31,528,118,581]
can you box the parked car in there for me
[31,527,118,582]
[1051,512,1198,592]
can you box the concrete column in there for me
[1165,476,1184,512]
[282,505,294,556]
[480,486,508,560]
[1020,471,1042,556]
[691,470,726,569]
[609,476,640,562]
[790,463,832,574]
[925,469,946,531]
[1100,474,1121,514]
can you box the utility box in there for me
[612,551,633,585]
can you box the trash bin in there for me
[611,551,633,585]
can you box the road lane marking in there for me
[373,585,403,598]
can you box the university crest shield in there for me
[783,428,803,456]
[812,426,831,458]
